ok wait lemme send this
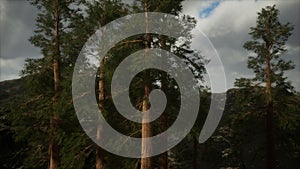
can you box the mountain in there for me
[0,78,26,169]
[0,78,298,169]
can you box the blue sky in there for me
[199,1,220,18]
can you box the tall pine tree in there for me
[10,0,78,168]
[236,5,294,169]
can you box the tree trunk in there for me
[193,136,199,169]
[159,77,168,169]
[141,0,152,169]
[266,102,275,169]
[96,59,105,169]
[198,142,207,169]
[96,137,104,169]
[49,140,60,169]
[49,115,60,169]
[141,83,152,169]
[266,50,275,169]
[49,0,61,168]
[158,149,168,169]
[95,1,108,168]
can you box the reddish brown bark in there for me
[96,59,105,169]
[158,149,168,169]
[266,47,275,169]
[96,136,104,169]
[141,0,153,169]
[265,16,275,168]
[141,83,152,169]
[49,115,61,169]
[49,0,61,168]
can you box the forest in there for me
[0,0,299,169]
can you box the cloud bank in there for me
[0,0,299,92]
[182,0,300,92]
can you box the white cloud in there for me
[0,0,299,92]
[0,0,40,81]
[182,0,300,91]
[0,57,25,81]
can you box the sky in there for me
[182,0,300,92]
[0,0,299,92]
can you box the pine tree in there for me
[9,1,206,168]
[60,1,129,168]
[236,5,294,169]
[129,1,206,168]
[9,0,78,168]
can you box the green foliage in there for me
[242,5,294,88]
[8,0,81,168]
[4,1,299,169]
[236,4,298,130]
[231,5,299,169]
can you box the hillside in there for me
[0,78,299,169]
[0,78,26,169]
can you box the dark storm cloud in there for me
[0,0,41,80]
[0,0,40,59]
[0,0,299,91]
[278,1,300,48]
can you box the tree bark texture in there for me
[49,0,61,168]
